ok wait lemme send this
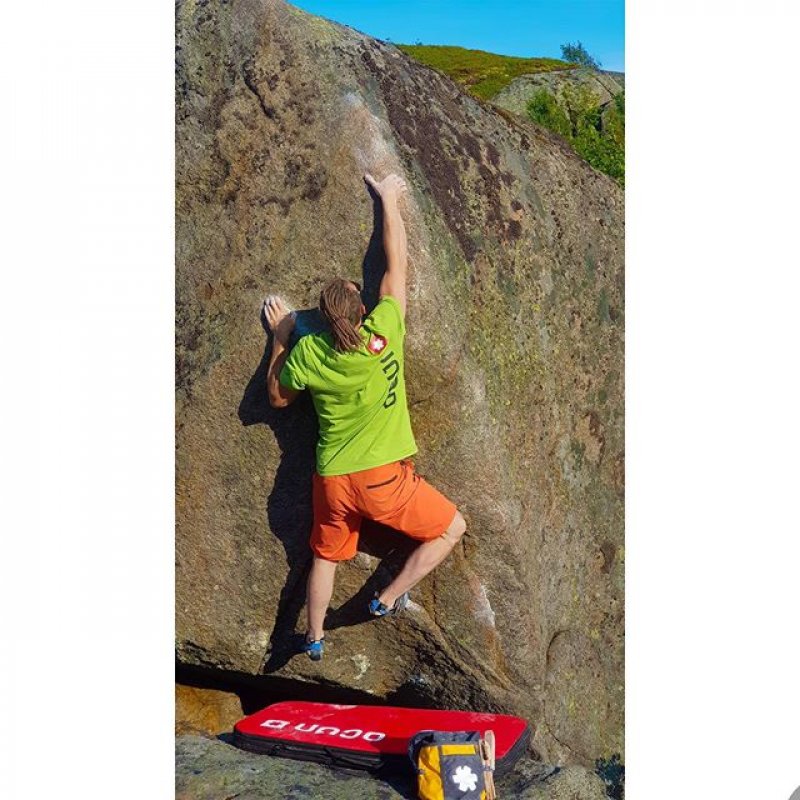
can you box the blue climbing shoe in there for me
[369,591,410,617]
[302,635,325,661]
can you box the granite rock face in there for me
[175,735,610,800]
[176,0,623,765]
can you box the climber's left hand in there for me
[264,295,296,345]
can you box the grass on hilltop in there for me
[396,44,574,100]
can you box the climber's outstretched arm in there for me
[264,296,300,408]
[364,172,408,317]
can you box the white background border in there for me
[627,1,800,796]
[1,1,798,798]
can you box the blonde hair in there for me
[319,278,363,352]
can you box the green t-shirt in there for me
[279,295,418,476]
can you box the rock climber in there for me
[263,172,466,661]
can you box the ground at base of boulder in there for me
[175,734,611,800]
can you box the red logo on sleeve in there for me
[367,334,387,354]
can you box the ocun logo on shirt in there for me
[380,348,399,408]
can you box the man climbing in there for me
[263,172,466,661]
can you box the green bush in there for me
[604,92,625,151]
[527,89,571,138]
[526,85,625,186]
[574,126,625,184]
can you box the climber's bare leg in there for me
[306,556,337,640]
[377,511,466,608]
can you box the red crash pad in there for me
[233,700,531,774]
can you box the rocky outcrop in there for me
[176,684,244,736]
[491,67,624,122]
[176,0,624,766]
[175,735,610,800]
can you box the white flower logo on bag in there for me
[452,765,478,792]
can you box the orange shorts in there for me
[310,458,458,561]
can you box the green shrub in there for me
[526,85,625,186]
[561,83,603,137]
[574,126,625,185]
[604,92,625,151]
[527,89,571,138]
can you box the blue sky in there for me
[291,0,625,72]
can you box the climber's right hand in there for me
[364,172,407,202]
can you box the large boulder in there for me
[176,0,624,766]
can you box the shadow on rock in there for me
[325,521,416,631]
[238,308,320,675]
[360,181,387,313]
